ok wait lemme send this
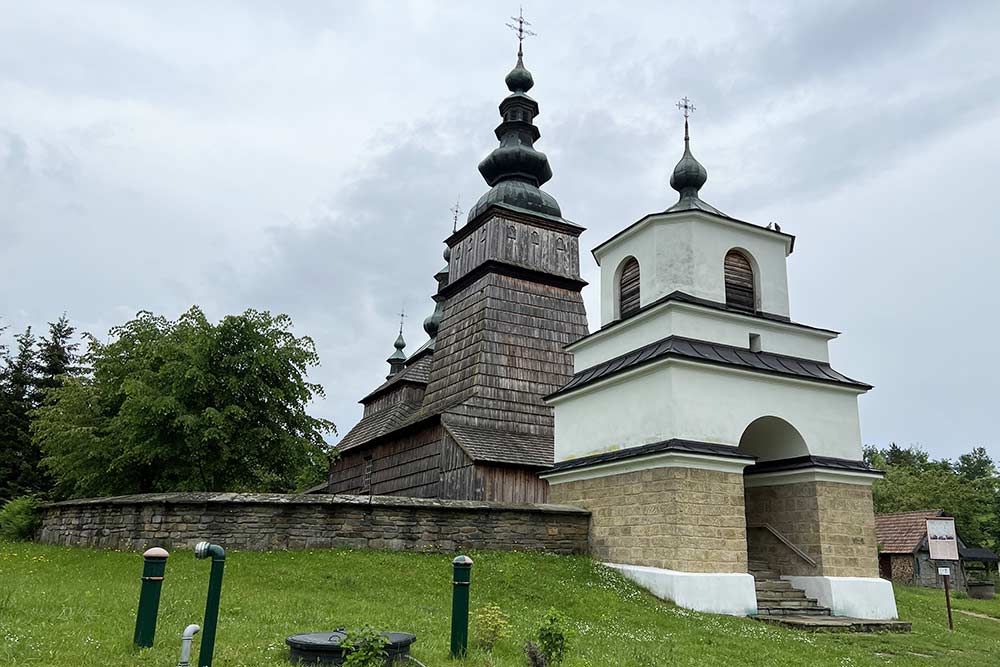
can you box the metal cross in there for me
[397,306,406,335]
[506,6,536,57]
[676,96,696,120]
[450,197,463,233]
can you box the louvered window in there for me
[725,251,756,311]
[618,257,641,318]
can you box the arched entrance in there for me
[738,416,808,462]
[739,416,819,578]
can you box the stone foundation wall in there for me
[745,480,878,578]
[549,467,748,573]
[38,493,590,554]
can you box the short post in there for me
[940,567,954,631]
[194,541,226,667]
[177,624,201,667]
[134,547,169,648]
[450,555,473,658]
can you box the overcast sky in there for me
[2,1,999,462]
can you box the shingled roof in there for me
[336,399,424,452]
[875,510,947,554]
[443,422,553,468]
[360,350,433,404]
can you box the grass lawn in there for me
[3,542,1000,666]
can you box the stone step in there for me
[750,571,779,580]
[753,616,912,633]
[754,580,794,592]
[756,589,815,602]
[756,605,832,617]
[748,560,770,570]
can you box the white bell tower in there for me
[540,99,896,622]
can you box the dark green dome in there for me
[669,142,708,196]
[469,179,561,220]
[504,56,534,93]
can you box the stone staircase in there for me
[749,560,912,632]
[749,561,831,617]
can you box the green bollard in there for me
[133,547,170,648]
[194,541,226,667]
[450,555,473,658]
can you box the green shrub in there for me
[475,603,512,651]
[341,625,388,667]
[536,607,570,666]
[0,496,41,541]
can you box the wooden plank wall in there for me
[330,424,447,498]
[476,465,549,504]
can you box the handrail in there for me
[748,523,818,568]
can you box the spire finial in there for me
[450,197,463,234]
[506,6,535,59]
[387,307,408,378]
[676,96,696,142]
[667,95,724,216]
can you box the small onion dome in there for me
[386,331,406,364]
[505,55,534,93]
[665,120,725,216]
[670,137,708,198]
[443,244,451,262]
[423,308,441,339]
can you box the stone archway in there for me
[738,416,808,462]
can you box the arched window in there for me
[724,250,755,311]
[618,257,641,318]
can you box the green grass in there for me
[3,542,1000,666]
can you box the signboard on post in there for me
[927,517,958,631]
[927,518,960,561]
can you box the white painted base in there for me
[607,563,758,616]
[783,576,898,620]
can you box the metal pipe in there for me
[133,547,169,648]
[449,555,473,658]
[194,541,226,667]
[177,624,201,667]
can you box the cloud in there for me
[1,1,999,459]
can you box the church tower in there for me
[420,35,589,435]
[331,24,587,502]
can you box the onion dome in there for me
[386,329,406,379]
[666,117,725,216]
[505,55,534,93]
[422,242,451,344]
[469,51,561,221]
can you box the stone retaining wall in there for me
[38,492,591,554]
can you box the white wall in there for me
[552,360,865,462]
[595,211,793,326]
[570,301,834,371]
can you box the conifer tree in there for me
[0,327,41,498]
[37,314,81,395]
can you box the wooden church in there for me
[329,42,588,503]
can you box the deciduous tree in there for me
[34,307,336,498]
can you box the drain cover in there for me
[286,630,417,665]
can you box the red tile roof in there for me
[875,509,945,554]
